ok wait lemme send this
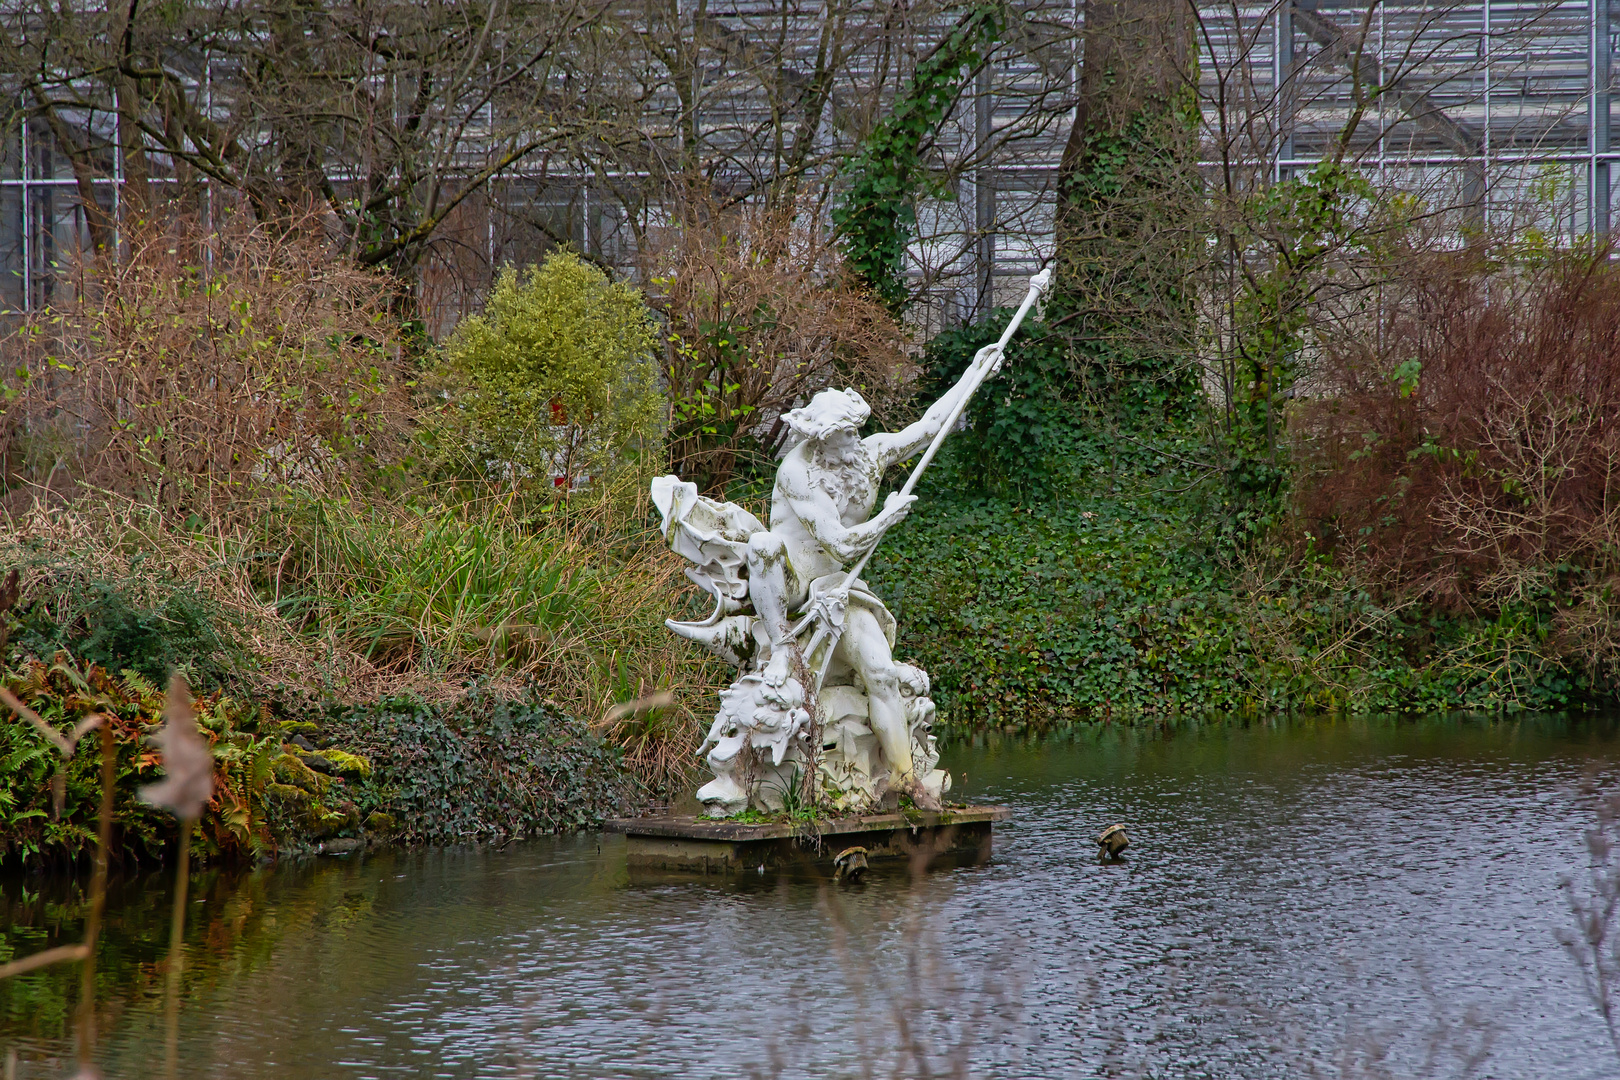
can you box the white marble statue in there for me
[652,270,1051,818]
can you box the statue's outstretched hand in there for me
[971,343,1005,377]
[880,491,918,525]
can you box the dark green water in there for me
[3,714,1619,1078]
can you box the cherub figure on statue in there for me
[652,270,1051,818]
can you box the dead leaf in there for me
[603,689,677,723]
[138,676,213,821]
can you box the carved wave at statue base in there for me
[693,663,951,818]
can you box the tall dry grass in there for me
[0,492,723,790]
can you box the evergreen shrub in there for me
[326,689,634,844]
[7,566,244,690]
[440,251,665,494]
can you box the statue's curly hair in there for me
[780,388,871,441]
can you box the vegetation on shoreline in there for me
[4,149,1620,870]
[0,494,711,865]
[0,222,730,866]
[7,235,1620,865]
[869,250,1620,730]
[872,428,1604,732]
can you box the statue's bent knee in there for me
[864,664,901,699]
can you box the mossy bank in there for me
[0,652,635,868]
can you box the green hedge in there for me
[324,690,634,845]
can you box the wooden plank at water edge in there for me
[604,806,1012,879]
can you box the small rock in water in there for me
[321,837,365,856]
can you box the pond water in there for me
[3,714,1619,1079]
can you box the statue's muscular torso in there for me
[751,344,990,612]
[767,438,883,594]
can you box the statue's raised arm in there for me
[866,340,1009,471]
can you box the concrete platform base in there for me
[604,806,1011,878]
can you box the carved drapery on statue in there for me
[651,476,945,816]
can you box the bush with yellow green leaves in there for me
[438,251,665,496]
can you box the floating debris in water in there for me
[833,846,870,883]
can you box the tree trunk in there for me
[1051,0,1198,414]
[113,0,154,216]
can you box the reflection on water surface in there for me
[3,714,1619,1078]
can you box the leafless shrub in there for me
[1292,251,1620,683]
[0,214,414,513]
[1559,779,1620,1066]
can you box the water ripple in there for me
[1,715,1617,1079]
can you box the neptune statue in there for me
[652,270,1051,817]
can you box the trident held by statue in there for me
[793,267,1054,688]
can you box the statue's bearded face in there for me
[816,427,863,467]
